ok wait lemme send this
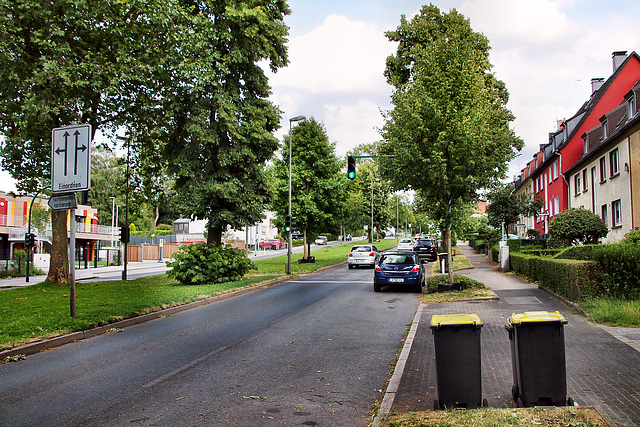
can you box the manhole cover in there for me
[503,296,542,305]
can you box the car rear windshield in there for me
[417,240,434,246]
[352,246,372,252]
[399,239,412,243]
[380,254,415,265]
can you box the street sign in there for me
[48,193,78,211]
[51,124,91,194]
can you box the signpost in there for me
[51,124,91,318]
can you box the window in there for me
[601,204,608,227]
[548,171,552,185]
[583,136,588,154]
[549,200,554,217]
[629,94,636,119]
[612,200,622,227]
[599,157,607,183]
[582,169,588,192]
[554,197,559,216]
[574,174,581,195]
[602,119,608,139]
[610,148,620,177]
[553,161,558,180]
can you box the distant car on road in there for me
[374,251,425,293]
[347,244,379,269]
[258,239,283,250]
[397,238,414,251]
[342,234,352,242]
[315,236,328,245]
[413,239,438,261]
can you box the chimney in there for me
[591,78,605,93]
[613,51,628,71]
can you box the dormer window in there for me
[602,119,608,139]
[583,136,588,154]
[629,94,636,119]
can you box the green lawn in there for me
[0,238,398,352]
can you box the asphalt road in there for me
[0,263,421,426]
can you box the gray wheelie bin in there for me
[430,314,487,409]
[506,311,573,407]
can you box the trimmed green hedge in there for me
[510,252,602,300]
[521,249,562,257]
[491,245,499,262]
[554,245,597,261]
[592,244,640,299]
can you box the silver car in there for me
[348,244,379,269]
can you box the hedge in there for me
[592,244,640,299]
[554,245,597,261]
[510,252,602,300]
[491,245,499,262]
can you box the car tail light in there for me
[375,266,382,272]
[410,266,420,272]
[348,252,353,257]
[369,252,374,256]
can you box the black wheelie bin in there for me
[506,311,573,407]
[430,314,487,409]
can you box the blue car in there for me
[373,252,426,293]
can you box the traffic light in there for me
[120,226,130,243]
[285,215,291,232]
[290,216,297,230]
[24,233,34,247]
[347,156,356,179]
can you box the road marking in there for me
[292,280,371,284]
[142,345,229,388]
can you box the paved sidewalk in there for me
[391,242,640,427]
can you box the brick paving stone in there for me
[391,242,640,426]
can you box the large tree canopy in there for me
[380,5,523,282]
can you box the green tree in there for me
[486,182,543,230]
[549,207,608,246]
[272,118,344,257]
[162,0,290,247]
[89,146,125,226]
[380,5,522,283]
[0,0,175,284]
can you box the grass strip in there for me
[0,274,279,351]
[251,238,398,274]
[386,406,607,427]
[579,298,640,327]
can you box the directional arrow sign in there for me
[48,193,78,211]
[51,124,91,194]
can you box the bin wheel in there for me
[567,396,575,406]
[482,399,488,408]
[511,384,519,403]
[433,399,440,410]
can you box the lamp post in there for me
[110,196,115,247]
[287,115,306,274]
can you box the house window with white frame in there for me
[610,148,620,177]
[599,157,607,183]
[553,161,558,180]
[554,197,559,216]
[612,199,622,227]
[582,169,588,192]
[548,170,552,184]
[574,174,581,195]
[583,136,588,154]
[602,204,608,227]
[602,118,608,139]
[629,94,636,119]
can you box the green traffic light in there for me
[348,171,355,179]
[285,226,291,232]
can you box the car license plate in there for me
[389,278,404,283]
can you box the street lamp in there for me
[110,196,115,247]
[287,115,306,274]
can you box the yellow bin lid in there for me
[509,311,567,325]
[430,314,482,328]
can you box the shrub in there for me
[549,207,608,246]
[622,227,640,244]
[554,245,596,261]
[426,274,484,292]
[593,243,640,299]
[526,228,540,239]
[167,243,255,285]
[491,245,499,262]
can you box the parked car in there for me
[258,239,283,250]
[315,236,328,245]
[397,238,414,251]
[413,239,438,261]
[373,252,425,293]
[347,244,379,269]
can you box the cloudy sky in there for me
[2,0,639,193]
[266,0,640,181]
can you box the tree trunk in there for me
[207,225,223,247]
[153,204,159,228]
[445,225,454,285]
[46,210,69,284]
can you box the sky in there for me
[3,0,640,193]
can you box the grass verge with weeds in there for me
[386,406,608,427]
[579,298,640,327]
[422,274,497,304]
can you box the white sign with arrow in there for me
[51,124,91,194]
